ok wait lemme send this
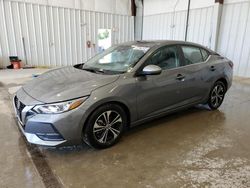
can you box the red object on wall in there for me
[12,61,21,69]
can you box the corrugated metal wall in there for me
[143,11,187,41]
[0,0,134,68]
[143,1,250,77]
[143,6,214,48]
[217,1,250,77]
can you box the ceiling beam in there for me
[215,0,224,4]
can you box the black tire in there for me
[83,103,127,149]
[208,81,226,110]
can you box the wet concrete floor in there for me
[0,70,250,187]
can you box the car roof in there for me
[120,40,215,53]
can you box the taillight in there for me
[228,61,234,69]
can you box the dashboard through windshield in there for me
[82,45,150,74]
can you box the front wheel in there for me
[207,81,226,110]
[83,104,127,149]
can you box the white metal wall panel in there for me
[187,6,214,47]
[217,1,250,77]
[8,0,132,16]
[143,0,215,15]
[0,0,9,68]
[143,6,214,48]
[0,0,134,68]
[143,0,250,77]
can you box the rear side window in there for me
[181,46,203,65]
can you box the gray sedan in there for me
[14,41,233,149]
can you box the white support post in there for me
[135,0,143,40]
[211,2,223,51]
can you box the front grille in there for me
[14,96,26,124]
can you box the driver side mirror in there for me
[140,65,162,76]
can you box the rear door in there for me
[178,45,211,103]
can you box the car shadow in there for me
[125,104,225,136]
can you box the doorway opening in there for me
[98,29,112,52]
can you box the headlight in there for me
[33,97,88,114]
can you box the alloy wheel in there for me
[210,84,225,108]
[93,110,123,144]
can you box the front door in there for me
[136,45,188,119]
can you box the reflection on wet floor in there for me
[0,86,45,188]
[1,78,250,187]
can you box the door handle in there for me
[210,66,216,71]
[176,74,185,81]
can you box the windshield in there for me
[82,45,150,74]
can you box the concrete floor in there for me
[0,69,250,188]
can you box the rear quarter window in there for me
[200,48,209,61]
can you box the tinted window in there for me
[200,48,209,61]
[181,46,203,65]
[146,46,180,70]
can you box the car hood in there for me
[22,66,119,103]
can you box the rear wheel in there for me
[208,81,226,110]
[83,104,127,149]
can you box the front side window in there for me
[181,46,203,65]
[146,46,180,70]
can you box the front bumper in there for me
[15,118,66,146]
[13,95,85,147]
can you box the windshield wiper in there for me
[82,68,104,74]
[82,67,126,75]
